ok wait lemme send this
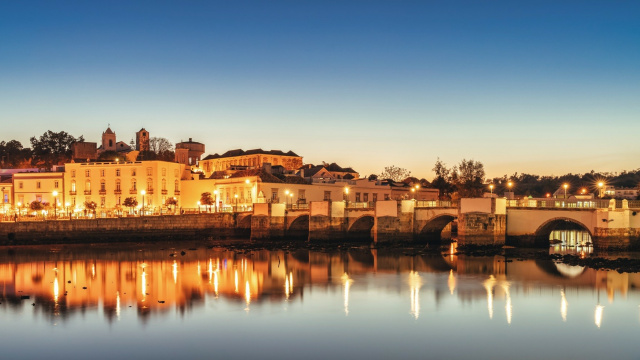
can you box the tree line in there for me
[0,130,175,169]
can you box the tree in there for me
[367,174,378,181]
[123,197,138,214]
[30,130,83,168]
[29,200,44,211]
[84,201,97,216]
[0,140,32,168]
[166,197,178,213]
[378,165,411,182]
[431,158,452,199]
[452,159,485,198]
[200,192,214,212]
[148,137,175,162]
[97,150,119,161]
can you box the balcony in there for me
[147,189,154,195]
[69,191,76,195]
[161,189,168,195]
[174,190,180,195]
[130,189,138,194]
[114,189,122,195]
[99,190,107,195]
[84,190,92,195]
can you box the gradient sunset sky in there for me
[1,0,639,179]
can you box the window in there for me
[116,180,121,191]
[116,196,121,205]
[384,194,390,200]
[162,168,166,176]
[116,169,121,176]
[18,195,24,204]
[71,181,76,192]
[72,197,76,206]
[174,180,179,192]
[147,179,153,191]
[373,193,378,202]
[71,170,76,178]
[36,181,41,189]
[100,197,106,206]
[324,191,331,200]
[100,169,105,177]
[131,168,137,176]
[85,170,90,177]
[363,193,369,202]
[272,189,278,201]
[54,181,59,188]
[146,167,152,176]
[355,192,361,202]
[100,180,106,191]
[132,180,137,191]
[18,182,23,189]
[299,190,306,200]
[162,179,167,190]
[85,181,91,191]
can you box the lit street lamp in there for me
[289,193,294,208]
[489,184,494,196]
[52,190,58,219]
[141,189,146,216]
[598,182,604,199]
[213,190,218,213]
[344,187,349,206]
[563,184,569,199]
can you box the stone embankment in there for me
[0,213,241,245]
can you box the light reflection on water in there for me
[0,243,639,359]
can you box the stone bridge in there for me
[248,198,640,249]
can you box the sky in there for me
[1,0,639,179]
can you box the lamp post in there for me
[489,184,494,196]
[344,187,349,207]
[16,202,21,221]
[65,202,70,219]
[289,193,294,209]
[563,184,568,199]
[197,201,201,214]
[285,190,290,209]
[598,182,604,199]
[507,181,513,194]
[234,194,238,213]
[141,189,146,216]
[213,191,218,213]
[52,191,58,219]
[411,188,416,200]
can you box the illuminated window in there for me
[71,181,76,192]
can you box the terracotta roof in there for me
[202,149,300,160]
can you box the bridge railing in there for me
[415,200,458,208]
[346,202,373,209]
[505,199,612,209]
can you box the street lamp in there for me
[52,190,58,219]
[489,184,494,196]
[16,202,21,221]
[597,182,604,199]
[213,190,218,213]
[563,184,569,199]
[344,187,349,206]
[65,202,70,218]
[289,193,294,209]
[234,194,238,212]
[141,189,146,216]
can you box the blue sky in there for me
[1,0,639,178]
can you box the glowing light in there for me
[341,273,353,316]
[53,276,59,302]
[483,276,496,319]
[234,269,239,293]
[408,271,422,319]
[448,270,456,295]
[502,282,512,325]
[172,260,178,284]
[245,280,251,307]
[141,189,146,195]
[595,304,604,328]
[561,289,568,322]
[141,269,147,302]
[245,179,250,184]
[92,264,95,278]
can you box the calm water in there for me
[1,241,639,360]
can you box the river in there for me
[0,240,638,360]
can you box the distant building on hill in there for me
[199,149,302,177]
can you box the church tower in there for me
[136,128,150,152]
[101,127,116,151]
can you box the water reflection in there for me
[0,244,639,327]
[550,229,593,256]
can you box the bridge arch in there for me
[237,214,252,229]
[347,215,374,241]
[533,217,593,247]
[418,214,456,243]
[287,214,309,240]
